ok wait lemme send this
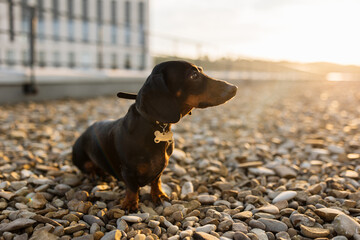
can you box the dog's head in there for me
[124,61,237,123]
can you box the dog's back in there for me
[72,118,123,179]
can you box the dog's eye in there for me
[190,72,199,80]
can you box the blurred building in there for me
[0,0,150,104]
[0,0,150,71]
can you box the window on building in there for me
[8,0,15,41]
[21,0,30,35]
[81,52,91,68]
[111,0,117,44]
[97,53,103,69]
[96,0,103,43]
[124,54,131,69]
[139,52,146,70]
[22,50,29,66]
[53,51,61,67]
[37,0,45,40]
[82,0,89,42]
[38,51,46,67]
[111,53,118,69]
[68,52,75,68]
[138,2,145,46]
[6,50,15,66]
[52,0,60,41]
[125,1,131,46]
[67,0,75,41]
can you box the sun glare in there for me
[152,0,360,66]
[228,1,360,65]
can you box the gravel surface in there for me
[1,81,360,240]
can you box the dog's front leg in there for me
[151,176,170,205]
[122,188,139,212]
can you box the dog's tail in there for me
[117,92,137,100]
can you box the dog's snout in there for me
[194,80,237,108]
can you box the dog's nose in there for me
[227,84,237,98]
[230,85,237,95]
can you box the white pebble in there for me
[272,191,297,203]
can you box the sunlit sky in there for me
[151,0,360,65]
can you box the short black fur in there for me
[72,60,237,211]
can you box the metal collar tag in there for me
[154,130,173,143]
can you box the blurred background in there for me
[0,0,360,103]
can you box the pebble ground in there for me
[1,81,360,240]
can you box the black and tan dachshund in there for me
[72,61,237,211]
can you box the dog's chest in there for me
[136,142,173,185]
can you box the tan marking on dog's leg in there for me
[122,188,139,212]
[151,177,170,205]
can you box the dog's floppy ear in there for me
[136,73,180,123]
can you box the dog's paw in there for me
[121,189,139,213]
[121,200,139,213]
[151,191,170,205]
